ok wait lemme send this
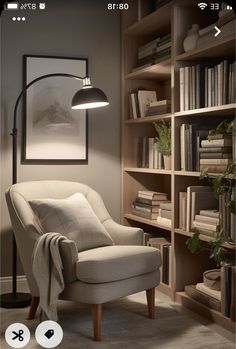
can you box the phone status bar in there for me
[5,2,46,10]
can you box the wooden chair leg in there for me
[91,304,102,341]
[27,296,39,320]
[146,288,155,319]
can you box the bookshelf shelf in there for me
[124,167,172,175]
[174,104,236,118]
[125,59,171,80]
[124,213,172,231]
[175,291,235,333]
[125,113,172,123]
[122,0,235,331]
[175,228,236,250]
[175,34,235,61]
[124,2,173,36]
[174,171,229,177]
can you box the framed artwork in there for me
[22,55,88,163]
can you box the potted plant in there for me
[153,121,171,170]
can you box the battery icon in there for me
[6,3,19,10]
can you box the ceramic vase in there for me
[163,155,171,170]
[183,24,199,52]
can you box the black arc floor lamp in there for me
[0,74,109,308]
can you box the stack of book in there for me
[147,237,172,285]
[132,190,168,220]
[192,209,220,238]
[137,137,163,169]
[146,99,171,116]
[157,202,172,227]
[155,33,171,64]
[180,124,211,171]
[136,33,171,69]
[179,60,236,111]
[136,38,159,69]
[199,134,233,173]
[129,90,157,119]
[185,277,221,312]
[179,186,218,233]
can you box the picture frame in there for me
[22,55,88,163]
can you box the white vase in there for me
[163,155,171,170]
[183,24,199,52]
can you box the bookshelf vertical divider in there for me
[121,0,235,332]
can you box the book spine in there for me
[179,67,184,111]
[208,68,212,107]
[184,67,189,111]
[205,66,208,107]
[223,60,229,104]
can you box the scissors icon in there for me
[12,330,24,341]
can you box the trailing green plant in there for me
[207,119,235,140]
[153,121,171,156]
[186,163,236,266]
[186,231,232,266]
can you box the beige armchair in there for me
[6,180,161,340]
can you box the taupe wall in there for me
[0,0,121,276]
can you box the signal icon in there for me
[198,2,208,10]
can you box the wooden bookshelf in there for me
[121,0,235,332]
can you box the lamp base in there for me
[0,292,32,308]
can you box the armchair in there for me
[6,180,161,340]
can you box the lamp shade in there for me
[72,86,109,110]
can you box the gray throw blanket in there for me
[32,232,67,321]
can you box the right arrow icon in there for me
[214,26,221,37]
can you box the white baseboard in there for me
[0,275,29,293]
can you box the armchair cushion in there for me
[76,245,161,283]
[29,193,114,252]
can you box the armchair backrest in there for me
[5,180,111,295]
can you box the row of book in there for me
[147,237,172,285]
[179,60,236,111]
[180,124,233,172]
[137,137,163,169]
[136,33,171,70]
[179,186,235,242]
[131,190,169,220]
[185,265,235,321]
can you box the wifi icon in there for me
[198,2,208,10]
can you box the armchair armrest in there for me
[103,219,144,246]
[59,239,78,283]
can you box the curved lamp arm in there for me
[11,73,108,183]
[13,73,85,129]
